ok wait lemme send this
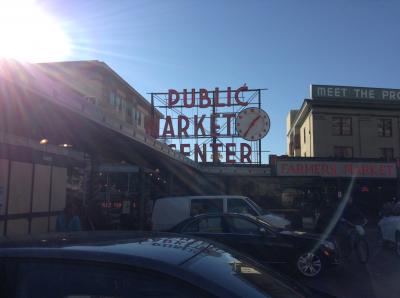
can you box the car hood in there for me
[259,213,291,229]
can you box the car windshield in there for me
[0,1,398,297]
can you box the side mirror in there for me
[259,227,267,234]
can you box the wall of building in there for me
[40,62,160,137]
[0,133,85,236]
[0,159,67,236]
[286,110,299,154]
[300,113,313,157]
[311,106,400,158]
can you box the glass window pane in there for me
[190,199,223,216]
[385,119,392,136]
[16,262,213,298]
[332,117,341,135]
[227,199,257,216]
[342,118,352,135]
[184,217,223,233]
[227,217,260,235]
[344,147,353,158]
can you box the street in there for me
[301,228,400,298]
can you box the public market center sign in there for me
[155,87,270,164]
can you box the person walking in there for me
[56,201,81,232]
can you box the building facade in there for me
[287,85,400,160]
[38,60,162,136]
[0,60,178,236]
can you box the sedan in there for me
[169,213,340,277]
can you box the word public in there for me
[160,86,253,163]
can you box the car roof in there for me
[156,195,249,200]
[169,212,278,233]
[0,231,212,266]
[190,212,259,220]
[169,213,259,228]
[0,231,303,297]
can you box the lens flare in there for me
[0,0,71,62]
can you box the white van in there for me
[151,195,291,231]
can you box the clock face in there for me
[236,108,270,141]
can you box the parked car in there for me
[0,231,333,297]
[169,213,340,278]
[378,214,400,256]
[151,195,291,231]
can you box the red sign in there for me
[168,87,248,108]
[101,201,123,209]
[158,86,256,163]
[277,161,397,178]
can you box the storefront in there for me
[273,157,398,220]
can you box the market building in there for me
[282,85,400,224]
[37,60,162,137]
[5,65,400,236]
[0,59,209,236]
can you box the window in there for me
[109,91,117,107]
[303,127,306,143]
[126,106,133,124]
[137,111,142,126]
[332,117,352,136]
[14,261,213,298]
[378,119,392,137]
[381,148,394,160]
[294,134,300,149]
[183,216,224,233]
[190,199,223,216]
[227,199,257,216]
[225,216,261,235]
[333,146,353,158]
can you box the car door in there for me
[181,215,232,245]
[223,215,294,264]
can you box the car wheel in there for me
[296,252,323,278]
[396,233,400,257]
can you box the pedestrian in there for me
[380,197,397,217]
[56,201,82,232]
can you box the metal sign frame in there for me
[150,88,268,165]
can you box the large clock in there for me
[236,108,270,141]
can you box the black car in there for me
[0,231,333,297]
[169,213,340,277]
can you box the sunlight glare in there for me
[0,0,71,62]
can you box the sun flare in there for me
[0,0,71,62]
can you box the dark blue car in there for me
[0,231,333,297]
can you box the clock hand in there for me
[243,115,261,137]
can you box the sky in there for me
[8,0,400,159]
